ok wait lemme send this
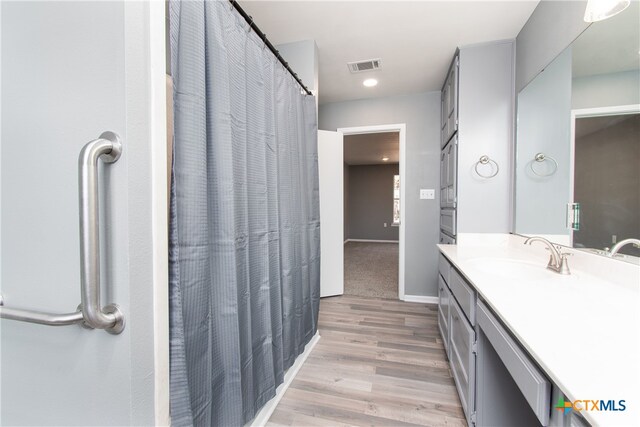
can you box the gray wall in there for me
[515,48,572,236]
[572,70,640,109]
[276,39,319,94]
[347,164,399,241]
[457,41,514,234]
[516,0,589,92]
[319,91,441,297]
[574,115,640,256]
[344,163,349,241]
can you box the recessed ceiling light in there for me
[363,78,378,87]
[382,157,389,162]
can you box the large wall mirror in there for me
[515,1,639,264]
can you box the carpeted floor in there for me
[344,241,399,299]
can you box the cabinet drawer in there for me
[477,301,551,426]
[438,253,451,284]
[449,267,476,324]
[440,209,456,237]
[449,297,475,423]
[439,232,455,245]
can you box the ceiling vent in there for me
[347,58,382,73]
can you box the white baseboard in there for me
[248,332,321,427]
[403,295,438,304]
[345,239,399,243]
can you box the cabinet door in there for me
[446,61,459,139]
[440,148,448,206]
[449,63,458,117]
[446,138,457,207]
[449,298,476,425]
[437,277,450,355]
[441,84,450,147]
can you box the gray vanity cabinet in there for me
[438,255,477,426]
[476,301,551,426]
[438,252,559,427]
[449,297,476,423]
[437,275,450,354]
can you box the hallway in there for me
[267,295,466,426]
[344,242,399,300]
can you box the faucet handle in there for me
[557,252,572,275]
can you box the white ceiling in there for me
[572,1,640,78]
[344,132,399,165]
[241,0,539,105]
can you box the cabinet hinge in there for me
[470,411,477,425]
[472,340,478,355]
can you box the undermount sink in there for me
[465,257,574,281]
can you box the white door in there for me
[1,2,168,425]
[318,131,344,297]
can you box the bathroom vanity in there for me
[437,234,638,426]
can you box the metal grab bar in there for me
[0,132,125,334]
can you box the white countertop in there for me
[438,234,640,427]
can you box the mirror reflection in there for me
[515,1,639,263]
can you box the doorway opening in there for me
[339,124,406,300]
[570,105,640,259]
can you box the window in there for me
[393,174,400,225]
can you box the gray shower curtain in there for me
[168,1,320,426]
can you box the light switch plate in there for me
[420,189,435,200]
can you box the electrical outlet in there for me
[420,189,435,200]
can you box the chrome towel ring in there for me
[531,152,558,177]
[474,155,499,178]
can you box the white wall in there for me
[319,92,441,297]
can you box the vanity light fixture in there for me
[381,156,389,162]
[363,78,378,87]
[584,0,630,22]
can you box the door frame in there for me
[569,104,639,245]
[338,124,407,301]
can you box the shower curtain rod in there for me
[230,0,313,96]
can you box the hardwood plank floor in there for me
[267,295,467,427]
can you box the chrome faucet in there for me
[608,238,640,257]
[524,236,571,275]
